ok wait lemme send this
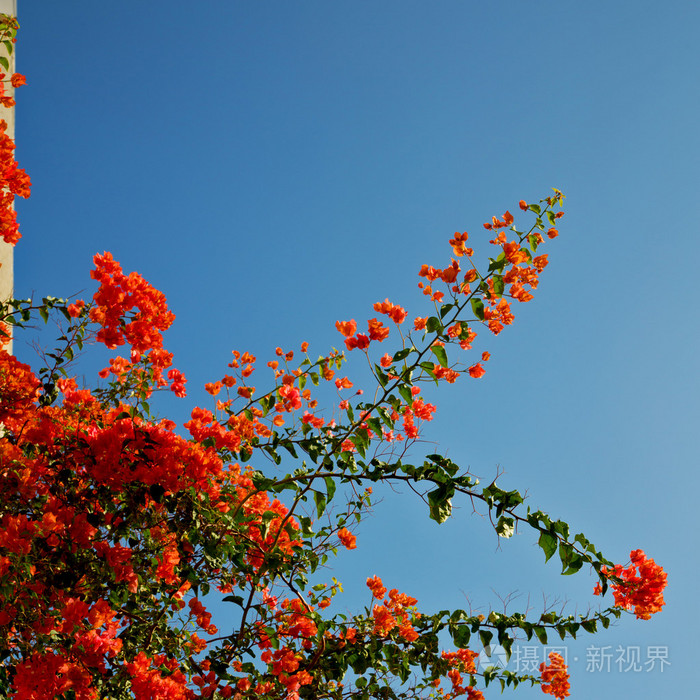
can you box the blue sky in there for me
[12,1,699,697]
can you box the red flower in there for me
[335,319,357,337]
[594,550,667,619]
[468,363,485,378]
[366,576,387,599]
[338,528,356,550]
[539,652,570,699]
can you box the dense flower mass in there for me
[539,652,570,699]
[594,549,667,619]
[0,16,666,698]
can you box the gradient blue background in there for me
[12,1,699,697]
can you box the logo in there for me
[477,644,508,669]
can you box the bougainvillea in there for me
[0,14,666,700]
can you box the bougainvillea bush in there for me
[0,15,666,700]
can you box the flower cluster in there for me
[0,33,665,697]
[539,652,570,699]
[594,549,667,619]
[365,577,420,642]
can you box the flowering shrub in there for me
[0,14,666,700]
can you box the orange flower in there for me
[335,319,357,337]
[366,576,387,599]
[539,652,570,699]
[338,528,356,550]
[519,199,528,211]
[448,232,470,257]
[367,318,390,342]
[594,550,667,619]
[10,73,26,87]
[67,299,85,317]
[468,363,485,378]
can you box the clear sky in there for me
[13,1,699,697]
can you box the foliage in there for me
[0,15,666,700]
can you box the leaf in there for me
[479,630,493,650]
[439,302,455,319]
[492,275,504,296]
[313,490,327,518]
[0,56,8,71]
[222,595,244,606]
[374,365,388,387]
[393,347,413,362]
[470,298,485,321]
[349,430,369,457]
[366,417,383,438]
[398,384,413,406]
[534,626,548,645]
[562,553,584,575]
[581,619,597,633]
[324,476,337,503]
[427,484,454,524]
[431,344,448,368]
[538,532,557,562]
[496,516,514,538]
[376,406,394,428]
[452,624,471,648]
[426,316,443,333]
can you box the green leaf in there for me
[479,630,493,650]
[529,204,541,214]
[492,275,504,296]
[452,624,471,648]
[374,365,388,387]
[324,476,337,503]
[426,316,442,333]
[495,516,514,538]
[439,302,455,319]
[0,56,8,71]
[534,626,547,645]
[398,384,413,406]
[366,417,383,438]
[427,484,454,524]
[376,406,394,428]
[221,594,244,606]
[538,532,557,562]
[470,298,485,321]
[581,619,598,633]
[313,490,327,518]
[393,347,413,362]
[431,344,448,368]
[487,252,507,273]
[562,553,584,575]
[353,429,370,454]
